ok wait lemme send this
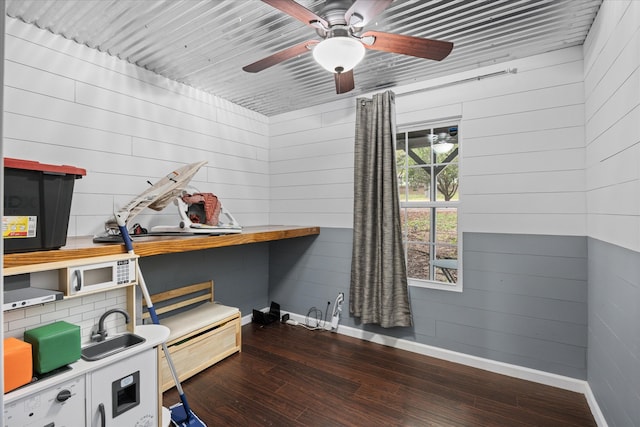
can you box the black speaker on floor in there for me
[252,301,280,325]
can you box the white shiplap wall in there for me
[582,3,640,426]
[270,98,356,228]
[2,17,269,341]
[583,0,640,252]
[3,17,270,238]
[270,47,587,236]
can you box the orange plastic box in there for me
[3,337,33,393]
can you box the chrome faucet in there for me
[92,309,130,342]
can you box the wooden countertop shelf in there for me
[3,225,320,269]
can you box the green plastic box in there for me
[24,321,80,374]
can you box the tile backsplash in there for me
[4,288,128,345]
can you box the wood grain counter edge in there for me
[3,225,320,269]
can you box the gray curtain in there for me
[349,90,412,328]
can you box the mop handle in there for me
[136,270,185,389]
[114,217,159,320]
[115,213,194,418]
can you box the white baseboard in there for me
[276,311,608,427]
[584,384,608,427]
[241,313,253,325]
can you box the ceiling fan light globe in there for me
[313,37,365,73]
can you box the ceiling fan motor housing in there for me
[321,0,352,25]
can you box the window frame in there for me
[396,119,463,292]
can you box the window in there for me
[396,122,461,290]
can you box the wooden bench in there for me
[143,280,241,392]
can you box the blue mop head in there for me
[170,402,207,427]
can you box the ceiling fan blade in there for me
[261,0,328,29]
[345,0,393,27]
[243,40,318,73]
[362,31,453,61]
[334,70,355,94]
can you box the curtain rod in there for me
[396,68,518,97]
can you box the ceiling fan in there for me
[242,0,454,94]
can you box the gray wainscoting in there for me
[269,228,588,379]
[588,238,640,427]
[139,242,269,317]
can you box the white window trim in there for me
[397,118,463,292]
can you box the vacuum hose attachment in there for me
[331,292,344,330]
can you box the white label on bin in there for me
[2,216,37,238]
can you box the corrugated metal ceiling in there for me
[5,0,602,116]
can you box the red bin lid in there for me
[4,157,86,177]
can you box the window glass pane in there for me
[397,173,408,202]
[435,208,457,244]
[407,154,419,167]
[396,147,406,167]
[433,144,458,165]
[435,244,458,261]
[435,163,459,201]
[407,165,431,202]
[398,122,460,288]
[406,242,430,281]
[406,208,431,242]
[407,130,432,166]
[433,259,458,284]
[434,244,458,283]
[431,126,458,164]
[396,138,407,202]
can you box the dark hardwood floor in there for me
[163,322,596,426]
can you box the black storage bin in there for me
[3,158,86,253]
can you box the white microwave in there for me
[62,255,138,296]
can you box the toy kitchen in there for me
[3,340,162,427]
[3,254,169,427]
